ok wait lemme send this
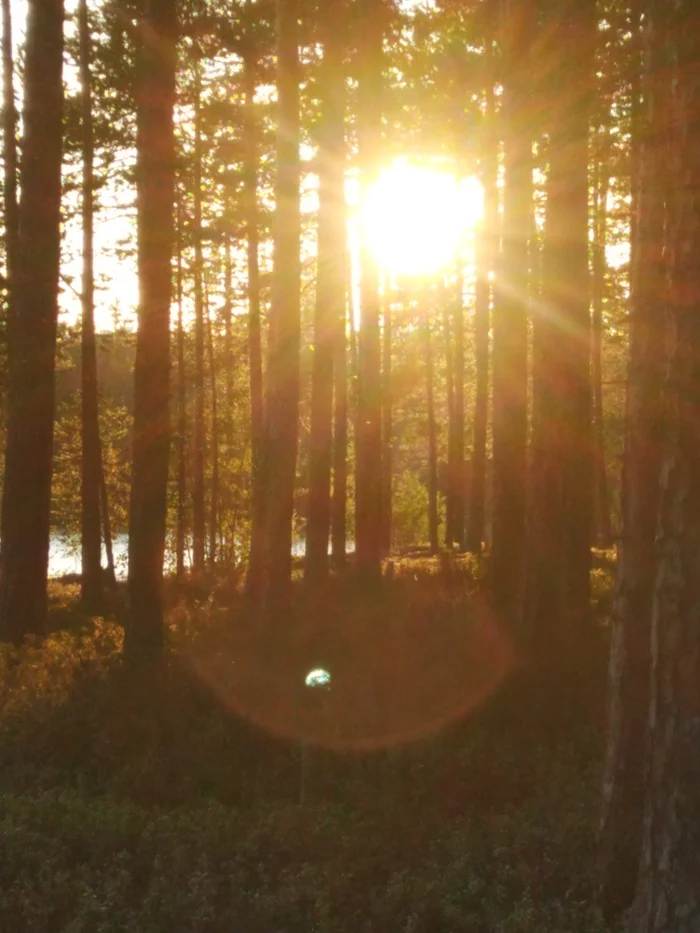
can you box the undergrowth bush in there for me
[0,573,612,931]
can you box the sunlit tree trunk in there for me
[78,0,103,614]
[490,0,532,621]
[263,0,301,605]
[1,0,18,302]
[206,291,219,567]
[591,145,612,547]
[452,266,465,550]
[125,0,176,663]
[467,70,496,555]
[629,6,700,926]
[598,2,667,918]
[381,298,392,553]
[331,260,349,569]
[305,0,346,585]
[355,0,385,582]
[175,195,187,580]
[192,64,206,575]
[424,311,439,555]
[0,0,64,642]
[443,287,456,548]
[243,34,266,597]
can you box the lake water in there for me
[48,535,349,578]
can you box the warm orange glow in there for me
[361,161,483,276]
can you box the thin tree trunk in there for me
[222,232,233,556]
[192,64,206,575]
[381,297,392,553]
[263,0,301,605]
[0,0,64,642]
[175,194,187,580]
[331,259,349,568]
[1,0,18,301]
[443,285,456,549]
[78,0,103,613]
[125,0,176,663]
[305,0,345,584]
[355,0,385,583]
[452,264,465,550]
[592,145,613,547]
[244,41,266,599]
[206,289,219,568]
[425,310,439,555]
[468,63,496,554]
[630,6,700,926]
[99,458,116,587]
[598,2,667,918]
[490,0,532,622]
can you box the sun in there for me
[361,161,483,277]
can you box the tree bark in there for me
[381,297,392,554]
[192,64,206,575]
[355,0,385,583]
[591,145,613,547]
[451,266,465,550]
[598,1,667,919]
[630,7,700,927]
[125,0,176,663]
[175,194,187,580]
[1,0,18,302]
[0,0,64,643]
[331,256,349,569]
[305,0,346,584]
[467,61,496,555]
[263,0,301,606]
[443,285,456,549]
[243,40,266,598]
[424,309,439,555]
[78,0,103,614]
[490,0,532,620]
[206,289,219,568]
[526,0,595,698]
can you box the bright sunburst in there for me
[361,161,484,276]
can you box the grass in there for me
[0,558,615,932]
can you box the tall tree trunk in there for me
[381,297,392,553]
[0,0,64,642]
[443,285,456,549]
[1,0,18,301]
[243,41,266,598]
[175,194,187,580]
[490,0,532,621]
[560,4,595,625]
[263,0,301,605]
[222,232,233,556]
[206,290,219,568]
[526,0,595,695]
[305,0,346,585]
[125,0,176,663]
[630,5,700,926]
[591,148,613,547]
[192,65,206,575]
[424,311,439,555]
[355,0,385,583]
[452,265,465,550]
[598,2,667,918]
[468,51,497,555]
[78,0,103,614]
[331,261,349,568]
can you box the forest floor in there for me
[0,554,618,932]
